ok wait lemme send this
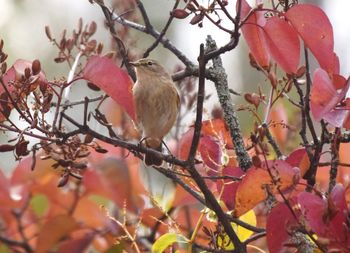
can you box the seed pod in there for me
[1,62,7,74]
[45,26,52,41]
[87,82,101,91]
[15,140,29,157]
[54,57,66,63]
[24,67,31,79]
[32,59,41,75]
[171,9,190,19]
[0,53,8,63]
[296,65,306,78]
[95,146,108,153]
[268,72,277,89]
[186,3,196,12]
[244,93,260,109]
[97,43,103,54]
[84,134,94,143]
[0,144,15,152]
[88,21,97,35]
[78,17,83,34]
[57,172,70,187]
[190,13,204,25]
[252,155,262,168]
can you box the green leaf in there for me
[104,243,124,253]
[30,194,48,216]
[0,244,10,253]
[89,194,111,207]
[152,233,178,253]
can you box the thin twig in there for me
[143,0,180,58]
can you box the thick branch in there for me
[205,35,252,171]
[185,43,245,253]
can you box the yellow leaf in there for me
[217,210,257,250]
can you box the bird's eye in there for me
[147,61,153,66]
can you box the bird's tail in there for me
[144,139,163,167]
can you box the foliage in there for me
[0,0,350,252]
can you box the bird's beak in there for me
[129,61,140,67]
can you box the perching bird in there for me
[131,59,180,166]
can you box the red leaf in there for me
[286,4,334,73]
[298,192,326,235]
[199,135,222,173]
[286,148,310,177]
[310,68,350,126]
[217,167,244,210]
[83,56,135,120]
[266,202,298,253]
[263,16,300,74]
[57,232,94,253]
[298,185,349,250]
[240,0,270,68]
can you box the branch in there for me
[185,43,245,253]
[262,123,283,158]
[100,2,195,68]
[329,127,340,193]
[143,0,180,57]
[205,35,252,171]
[97,1,136,80]
[187,44,206,163]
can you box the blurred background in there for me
[0,0,349,172]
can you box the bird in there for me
[131,58,180,166]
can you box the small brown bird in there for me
[131,59,180,166]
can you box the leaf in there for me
[30,194,48,216]
[240,0,270,68]
[285,148,310,176]
[286,4,335,73]
[268,104,288,149]
[217,210,257,250]
[36,215,79,253]
[217,167,244,210]
[266,202,297,253]
[299,185,348,250]
[83,56,135,120]
[310,68,350,127]
[57,233,94,253]
[234,160,300,216]
[233,209,256,241]
[199,135,222,173]
[152,233,179,253]
[201,119,233,148]
[263,16,300,74]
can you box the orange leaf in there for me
[234,160,299,216]
[36,215,79,253]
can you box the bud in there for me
[171,9,190,19]
[24,67,31,79]
[190,13,204,25]
[45,26,52,41]
[0,144,15,152]
[57,172,70,187]
[268,72,277,89]
[244,93,260,109]
[88,21,97,35]
[32,59,41,75]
